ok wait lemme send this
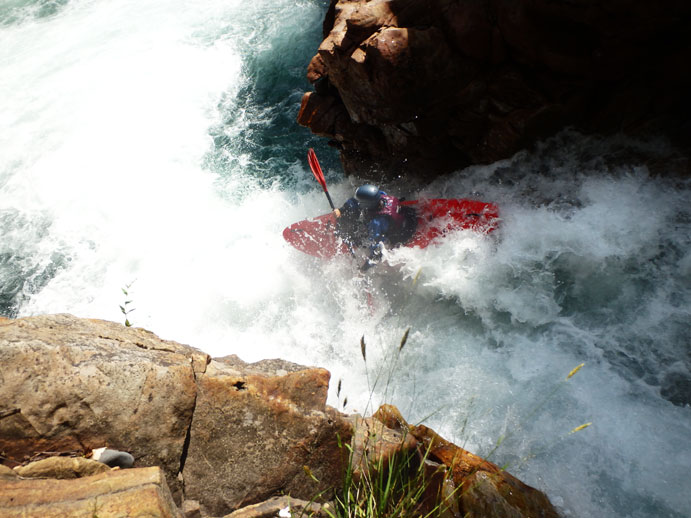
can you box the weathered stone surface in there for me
[0,314,209,499]
[299,0,691,179]
[13,456,110,479]
[182,355,352,517]
[410,424,559,518]
[223,496,324,518]
[348,413,417,479]
[181,499,202,518]
[0,464,18,479]
[0,466,183,518]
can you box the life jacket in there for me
[375,194,405,230]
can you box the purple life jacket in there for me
[376,194,405,229]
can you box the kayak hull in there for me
[283,198,499,259]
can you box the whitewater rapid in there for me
[1,2,690,518]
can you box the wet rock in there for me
[0,466,183,518]
[298,0,691,180]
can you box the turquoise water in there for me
[1,2,690,517]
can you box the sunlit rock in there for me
[182,355,352,517]
[0,466,182,518]
[0,314,208,499]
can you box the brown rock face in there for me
[0,314,207,499]
[0,315,560,518]
[371,405,558,518]
[410,424,559,518]
[298,0,691,180]
[0,466,183,518]
[182,355,352,517]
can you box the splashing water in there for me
[1,2,690,517]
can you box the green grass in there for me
[325,328,457,518]
[325,437,454,518]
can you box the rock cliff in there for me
[298,0,691,180]
[1,314,558,518]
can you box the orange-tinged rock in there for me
[348,414,417,480]
[411,424,559,518]
[0,314,208,500]
[0,466,182,518]
[182,356,352,517]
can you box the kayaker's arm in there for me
[334,198,359,219]
[360,216,390,271]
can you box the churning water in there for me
[1,1,689,517]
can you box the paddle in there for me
[307,148,361,259]
[307,148,335,210]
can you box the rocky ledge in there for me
[298,0,691,180]
[0,314,558,517]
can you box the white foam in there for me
[1,2,690,517]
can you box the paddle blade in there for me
[307,148,326,190]
[307,148,336,210]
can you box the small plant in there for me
[324,329,456,518]
[327,437,453,518]
[119,282,136,327]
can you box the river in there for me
[1,1,690,517]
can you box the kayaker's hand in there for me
[333,208,341,218]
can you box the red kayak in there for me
[283,198,499,259]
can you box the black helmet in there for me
[355,184,381,209]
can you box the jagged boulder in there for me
[0,314,208,499]
[182,355,352,517]
[347,413,417,479]
[298,0,691,179]
[375,404,559,518]
[0,466,182,518]
[0,315,560,518]
[411,425,559,518]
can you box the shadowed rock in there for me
[298,0,691,180]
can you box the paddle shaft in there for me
[307,148,335,210]
[307,148,357,257]
[323,189,335,211]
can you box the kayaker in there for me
[333,184,415,270]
